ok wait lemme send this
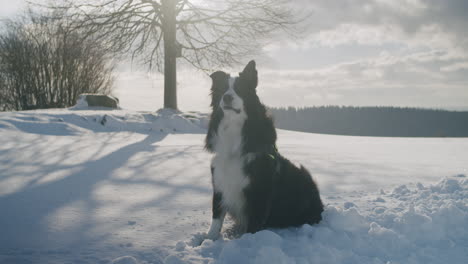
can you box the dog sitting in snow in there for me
[204,60,323,240]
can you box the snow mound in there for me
[0,108,208,135]
[70,94,91,110]
[172,176,467,264]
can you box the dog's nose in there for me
[223,94,233,104]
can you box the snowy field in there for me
[0,108,467,264]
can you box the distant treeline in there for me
[269,106,468,137]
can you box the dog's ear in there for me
[210,71,228,82]
[210,71,229,89]
[239,60,258,89]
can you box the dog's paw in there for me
[188,232,207,247]
[189,232,221,247]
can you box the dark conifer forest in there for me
[270,106,468,137]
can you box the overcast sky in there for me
[1,0,467,111]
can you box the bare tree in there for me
[0,11,114,111]
[42,0,297,110]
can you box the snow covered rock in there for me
[73,94,120,109]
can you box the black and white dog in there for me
[204,61,323,240]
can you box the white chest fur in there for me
[211,112,249,223]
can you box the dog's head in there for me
[206,60,276,152]
[209,60,259,117]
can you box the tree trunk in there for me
[162,0,177,110]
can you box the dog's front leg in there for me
[206,191,226,240]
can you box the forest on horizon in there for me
[270,106,468,137]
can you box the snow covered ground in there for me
[0,108,467,264]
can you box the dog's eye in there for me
[234,81,247,94]
[214,84,228,93]
[221,83,229,92]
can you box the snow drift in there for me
[173,177,468,264]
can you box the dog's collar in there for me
[268,144,279,161]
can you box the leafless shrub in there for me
[0,11,114,111]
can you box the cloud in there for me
[289,0,468,53]
[440,62,468,72]
[113,0,468,111]
[254,0,468,110]
[257,50,468,109]
[0,1,24,18]
[114,48,468,111]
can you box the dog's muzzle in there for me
[221,94,241,114]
